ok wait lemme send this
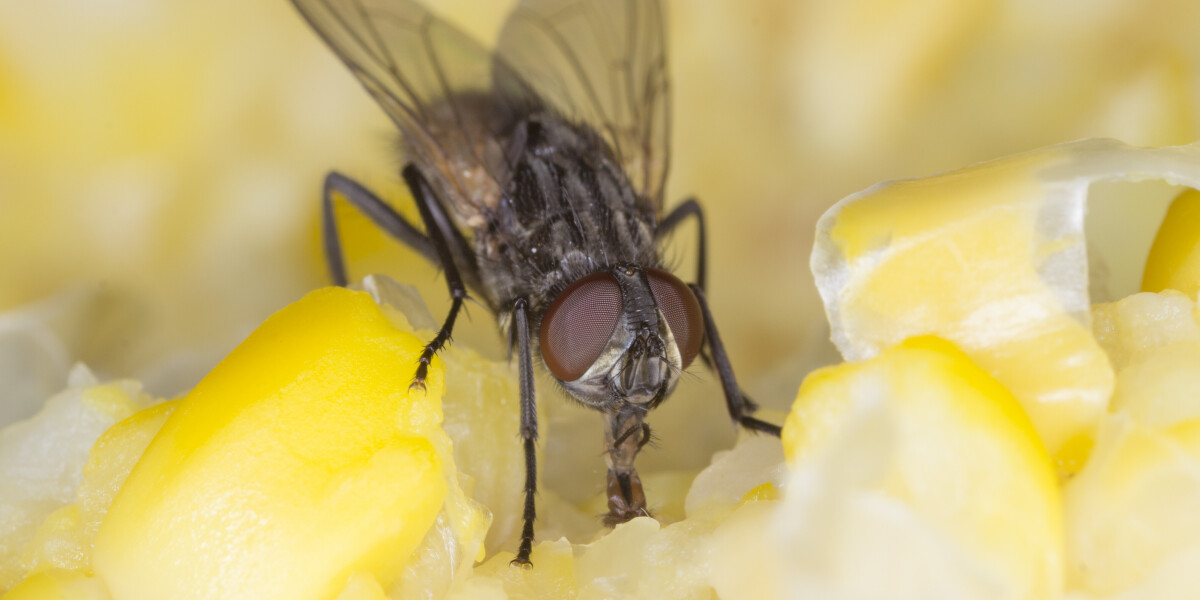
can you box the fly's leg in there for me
[402,165,469,391]
[656,198,706,292]
[321,170,484,292]
[321,171,435,286]
[690,284,782,437]
[511,298,539,568]
[657,198,721,371]
[659,199,772,426]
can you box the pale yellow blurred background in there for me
[1,0,1198,460]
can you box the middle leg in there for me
[511,298,540,568]
[321,171,434,287]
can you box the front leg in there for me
[511,298,540,568]
[402,165,468,391]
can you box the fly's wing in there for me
[496,0,671,213]
[291,0,534,226]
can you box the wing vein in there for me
[515,7,624,160]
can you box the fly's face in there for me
[539,266,704,409]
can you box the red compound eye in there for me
[646,269,703,369]
[540,272,623,381]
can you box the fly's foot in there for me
[409,349,436,392]
[509,556,533,570]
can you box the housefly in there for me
[290,0,781,567]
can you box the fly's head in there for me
[538,265,704,411]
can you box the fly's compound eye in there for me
[646,269,704,369]
[540,272,623,381]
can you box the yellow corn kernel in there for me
[92,287,447,600]
[784,335,1062,599]
[1142,188,1200,298]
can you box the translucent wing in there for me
[496,0,671,212]
[291,0,534,225]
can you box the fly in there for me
[290,0,781,567]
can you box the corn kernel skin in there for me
[813,144,1117,463]
[92,287,447,600]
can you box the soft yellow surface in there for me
[739,482,780,504]
[1067,290,1200,595]
[813,142,1187,470]
[0,570,108,600]
[1142,188,1200,297]
[1066,417,1200,596]
[334,573,390,600]
[783,336,1062,599]
[17,400,178,577]
[1092,290,1200,429]
[4,0,1200,590]
[90,287,448,600]
[0,376,154,590]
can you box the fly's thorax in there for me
[473,112,659,310]
[538,264,703,413]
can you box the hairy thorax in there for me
[476,112,660,315]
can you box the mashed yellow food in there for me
[4,139,1200,599]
